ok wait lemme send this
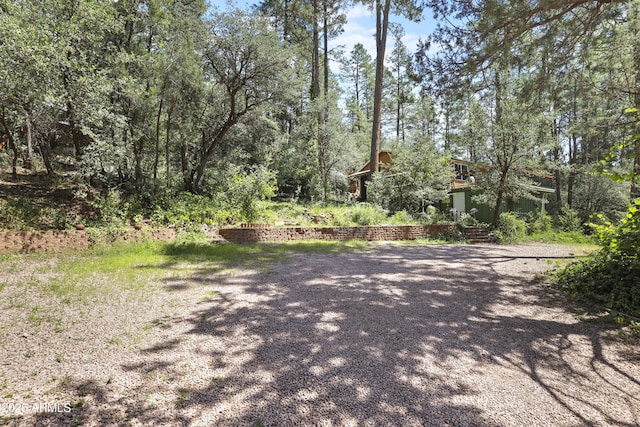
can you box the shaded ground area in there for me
[1,243,639,426]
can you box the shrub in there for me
[526,211,552,234]
[389,210,415,225]
[0,198,42,230]
[495,212,526,243]
[459,212,480,227]
[90,189,128,227]
[555,200,640,317]
[554,206,582,232]
[366,143,451,215]
[416,205,448,224]
[349,203,388,226]
[150,192,230,229]
[224,166,277,223]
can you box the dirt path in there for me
[1,243,639,426]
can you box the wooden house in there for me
[348,154,555,222]
[449,158,555,224]
[348,150,392,201]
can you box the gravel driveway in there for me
[3,243,640,426]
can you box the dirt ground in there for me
[1,242,639,426]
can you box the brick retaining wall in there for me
[0,228,177,254]
[219,224,457,244]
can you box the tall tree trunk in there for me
[396,55,401,141]
[323,0,329,102]
[24,112,33,170]
[567,133,578,207]
[153,97,164,190]
[369,0,391,180]
[131,126,143,183]
[1,104,18,179]
[311,0,320,102]
[166,103,174,189]
[551,118,561,207]
[66,101,83,160]
[181,138,190,191]
[321,0,332,202]
[492,170,508,227]
[37,138,55,175]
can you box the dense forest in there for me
[1,0,637,218]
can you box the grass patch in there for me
[520,230,597,245]
[44,240,171,302]
[5,237,369,309]
[200,290,217,301]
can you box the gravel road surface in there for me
[2,243,639,426]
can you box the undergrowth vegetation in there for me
[493,210,596,245]
[554,200,640,319]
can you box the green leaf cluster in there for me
[367,142,451,215]
[555,200,640,317]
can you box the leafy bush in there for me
[495,212,526,243]
[150,192,230,229]
[0,198,71,230]
[555,200,640,317]
[367,142,451,214]
[416,205,448,224]
[554,206,582,232]
[348,203,388,226]
[224,166,277,223]
[0,198,40,230]
[526,211,552,234]
[89,189,128,227]
[148,166,277,227]
[389,210,415,225]
[459,211,480,227]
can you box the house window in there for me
[454,163,468,180]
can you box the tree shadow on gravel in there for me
[19,243,640,426]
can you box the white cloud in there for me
[332,20,376,57]
[346,4,374,20]
[331,5,431,64]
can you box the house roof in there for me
[450,158,555,195]
[348,150,392,179]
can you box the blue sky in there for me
[207,0,438,63]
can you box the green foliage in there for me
[526,211,552,234]
[367,142,451,214]
[554,206,582,232]
[347,203,388,226]
[224,166,277,223]
[148,166,277,227]
[389,210,415,225]
[150,192,230,229]
[89,189,128,227]
[555,200,640,317]
[459,212,482,227]
[416,205,449,225]
[0,198,42,230]
[495,212,526,243]
[0,198,70,230]
[256,201,421,226]
[520,230,595,245]
[571,169,629,221]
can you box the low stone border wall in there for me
[0,228,177,254]
[219,224,457,244]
